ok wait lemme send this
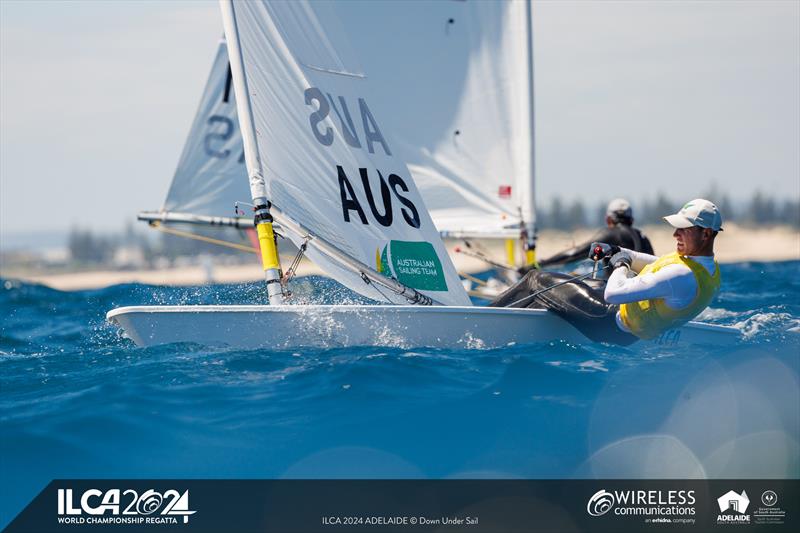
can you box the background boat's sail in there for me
[158,38,250,226]
[222,0,471,306]
[333,1,536,241]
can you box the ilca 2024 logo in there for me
[57,488,195,526]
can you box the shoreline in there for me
[3,224,798,291]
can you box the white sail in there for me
[221,0,471,306]
[160,39,250,223]
[160,1,535,242]
[333,1,536,240]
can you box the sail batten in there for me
[220,0,471,306]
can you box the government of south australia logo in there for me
[761,490,777,507]
[717,489,750,524]
[587,490,614,516]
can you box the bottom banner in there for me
[5,479,798,532]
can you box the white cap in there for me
[606,198,632,219]
[664,199,723,231]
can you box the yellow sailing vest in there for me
[619,252,721,340]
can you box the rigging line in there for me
[467,290,494,301]
[282,238,309,285]
[506,263,613,308]
[148,221,258,254]
[454,247,515,272]
[458,271,488,287]
[359,271,393,303]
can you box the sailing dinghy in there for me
[108,0,739,349]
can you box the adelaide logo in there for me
[717,489,750,524]
[587,490,614,517]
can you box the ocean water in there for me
[1,261,799,527]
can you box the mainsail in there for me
[148,1,536,248]
[220,0,471,306]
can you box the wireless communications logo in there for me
[587,490,615,516]
[57,488,196,526]
[586,488,696,523]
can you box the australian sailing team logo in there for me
[376,240,447,291]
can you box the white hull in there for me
[107,305,740,349]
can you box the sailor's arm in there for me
[604,263,696,305]
[625,249,659,273]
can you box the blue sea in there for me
[1,261,799,527]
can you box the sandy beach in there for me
[4,224,798,291]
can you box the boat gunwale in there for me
[106,305,741,334]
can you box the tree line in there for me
[537,191,799,230]
[68,191,799,264]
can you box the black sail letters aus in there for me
[337,167,421,229]
[360,169,393,226]
[337,166,368,224]
[389,174,421,228]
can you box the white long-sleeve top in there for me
[603,249,717,332]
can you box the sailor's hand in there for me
[610,250,633,270]
[589,243,621,261]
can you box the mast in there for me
[220,0,284,305]
[522,0,538,267]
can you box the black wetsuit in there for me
[526,224,653,272]
[490,271,638,346]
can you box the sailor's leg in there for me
[488,270,561,308]
[535,278,637,345]
[491,271,637,345]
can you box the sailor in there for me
[492,199,722,345]
[520,198,653,274]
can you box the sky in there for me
[1,0,798,245]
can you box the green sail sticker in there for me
[378,240,447,291]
